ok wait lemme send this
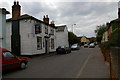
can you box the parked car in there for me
[84,44,88,48]
[56,46,71,54]
[71,43,80,50]
[89,43,95,48]
[2,48,28,71]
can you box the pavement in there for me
[77,45,110,78]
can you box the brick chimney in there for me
[43,15,49,24]
[50,21,55,27]
[118,1,120,18]
[12,1,21,18]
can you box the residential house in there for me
[102,1,120,43]
[56,25,69,48]
[0,8,9,48]
[80,36,88,45]
[103,19,120,43]
[102,23,110,42]
[6,1,57,55]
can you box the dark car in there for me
[1,48,28,71]
[56,46,71,54]
[71,44,80,50]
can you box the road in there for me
[2,46,110,78]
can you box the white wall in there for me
[6,18,57,55]
[0,9,7,48]
[20,19,46,55]
[56,27,69,48]
[6,22,11,51]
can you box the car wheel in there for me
[20,62,26,69]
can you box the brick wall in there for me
[110,47,120,79]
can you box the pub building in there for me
[6,1,57,55]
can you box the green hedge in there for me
[102,42,110,49]
[102,28,120,48]
[109,28,120,47]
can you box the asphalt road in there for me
[2,46,110,78]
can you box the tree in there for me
[68,32,79,46]
[95,24,106,43]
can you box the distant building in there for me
[56,25,69,48]
[0,8,9,48]
[80,36,88,45]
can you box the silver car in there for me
[89,43,95,48]
[71,44,80,50]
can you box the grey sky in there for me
[0,0,119,37]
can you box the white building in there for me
[6,14,57,55]
[0,8,9,48]
[6,1,57,55]
[6,1,69,55]
[56,25,69,48]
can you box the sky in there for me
[0,0,119,37]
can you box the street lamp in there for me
[72,24,76,33]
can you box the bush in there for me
[109,28,120,47]
[102,42,110,49]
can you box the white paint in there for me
[6,17,58,55]
[0,8,8,48]
[56,26,69,48]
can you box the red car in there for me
[1,48,28,71]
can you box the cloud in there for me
[0,1,118,37]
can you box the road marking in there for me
[75,54,93,78]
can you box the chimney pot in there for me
[14,1,16,5]
[46,15,48,18]
[43,15,49,24]
[17,1,19,5]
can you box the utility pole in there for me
[72,24,76,33]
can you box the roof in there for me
[78,37,82,39]
[0,8,10,14]
[110,18,120,23]
[6,14,56,28]
[56,25,66,32]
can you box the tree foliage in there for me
[95,24,106,43]
[68,32,79,46]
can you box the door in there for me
[2,51,19,70]
[45,38,49,54]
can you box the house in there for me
[102,23,110,42]
[56,25,69,48]
[6,1,57,55]
[80,36,88,45]
[0,8,9,48]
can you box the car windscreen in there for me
[72,44,77,46]
[58,46,65,48]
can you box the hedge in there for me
[109,28,120,47]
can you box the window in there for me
[45,26,48,34]
[50,28,54,35]
[3,52,15,59]
[37,37,42,50]
[35,24,42,34]
[51,38,54,49]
